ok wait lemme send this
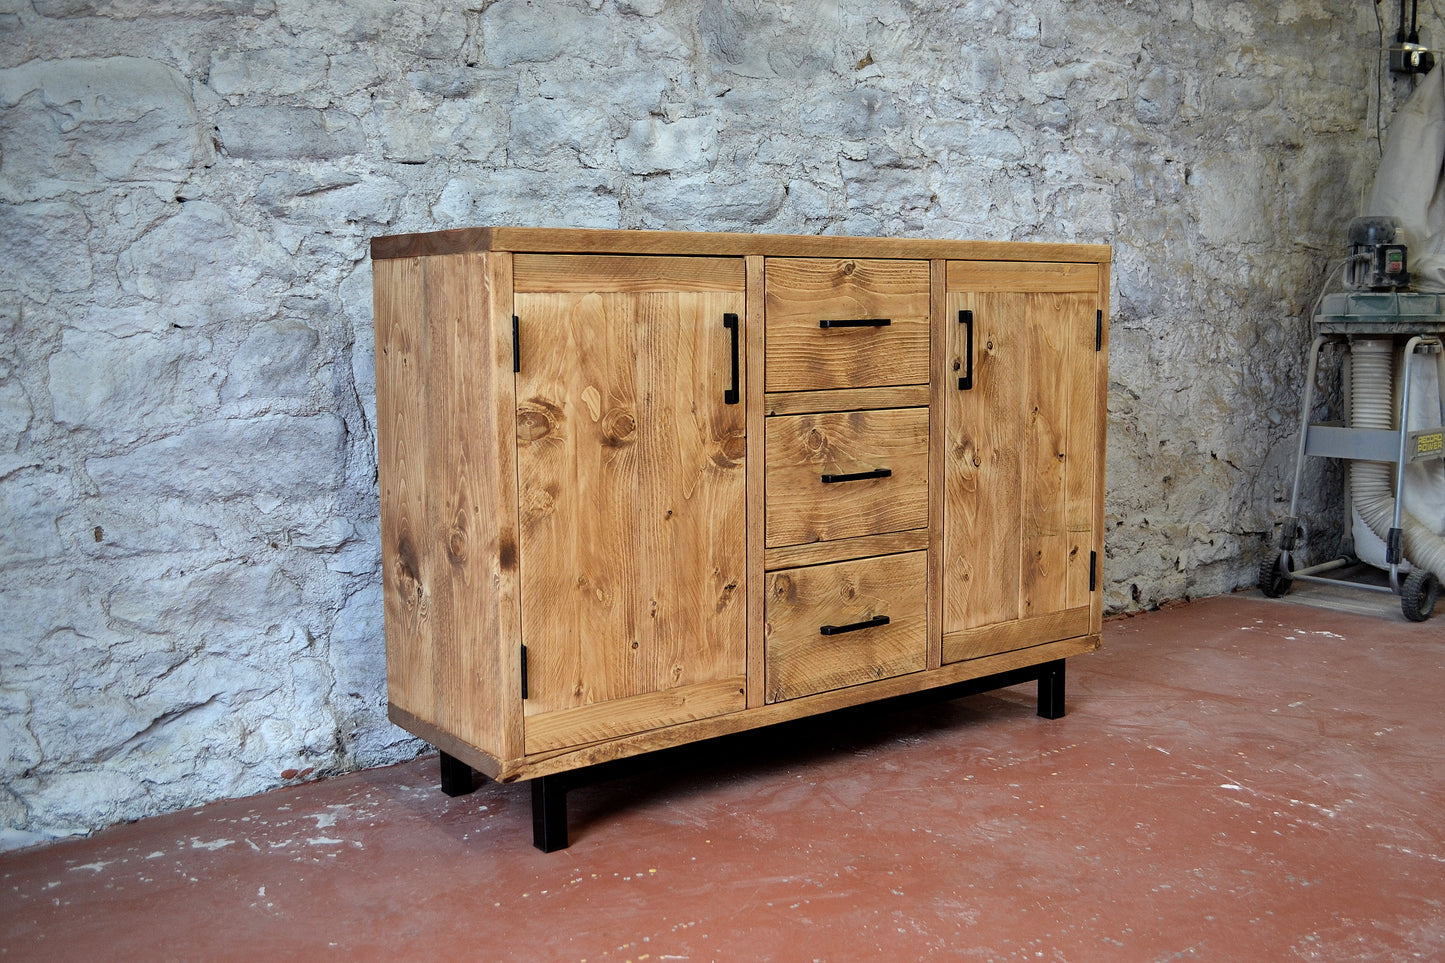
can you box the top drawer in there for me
[765,258,930,392]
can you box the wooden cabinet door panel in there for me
[942,262,1100,663]
[514,256,747,752]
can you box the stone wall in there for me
[0,0,1402,847]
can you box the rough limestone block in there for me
[0,380,32,451]
[0,468,70,571]
[48,328,211,436]
[221,320,319,404]
[117,201,289,326]
[476,0,596,67]
[208,48,329,100]
[86,414,346,505]
[0,57,210,195]
[0,203,93,301]
[616,116,718,175]
[217,106,363,160]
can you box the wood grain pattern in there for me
[502,633,1098,775]
[763,530,928,571]
[514,254,744,293]
[941,607,1092,663]
[523,677,746,755]
[373,251,519,762]
[373,225,1112,265]
[764,552,928,703]
[928,258,947,671]
[765,258,929,391]
[1092,269,1111,634]
[430,252,510,757]
[746,255,768,709]
[765,407,929,547]
[941,262,1104,660]
[945,260,1102,293]
[514,256,747,751]
[943,289,1024,632]
[1064,289,1098,613]
[497,633,1101,781]
[1021,292,1069,620]
[374,256,431,723]
[484,253,525,761]
[763,384,929,416]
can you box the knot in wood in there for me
[517,400,562,442]
[601,408,637,446]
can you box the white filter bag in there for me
[1367,65,1445,291]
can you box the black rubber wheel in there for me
[1401,569,1438,622]
[1258,551,1293,599]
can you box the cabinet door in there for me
[513,255,748,755]
[941,261,1103,663]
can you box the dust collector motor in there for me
[1345,215,1412,291]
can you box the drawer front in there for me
[765,551,927,702]
[765,258,930,391]
[765,407,929,548]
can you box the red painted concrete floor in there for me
[3,593,1443,961]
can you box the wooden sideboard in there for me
[370,227,1110,851]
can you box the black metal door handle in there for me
[819,318,891,328]
[723,313,740,405]
[820,468,892,484]
[958,309,974,390]
[820,615,890,636]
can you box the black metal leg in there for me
[1037,659,1066,720]
[439,751,477,797]
[531,774,569,852]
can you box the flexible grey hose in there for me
[1349,339,1445,579]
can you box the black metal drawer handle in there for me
[820,615,890,636]
[820,468,892,484]
[819,318,891,328]
[958,309,974,390]
[723,313,740,405]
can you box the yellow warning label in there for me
[1416,432,1444,456]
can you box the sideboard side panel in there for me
[376,251,519,765]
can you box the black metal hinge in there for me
[513,316,521,373]
[520,644,529,699]
[1089,551,1098,592]
[1096,310,1103,352]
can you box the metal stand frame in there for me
[1265,307,1445,620]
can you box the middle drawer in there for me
[765,407,929,548]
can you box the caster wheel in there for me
[1258,551,1293,599]
[1401,570,1438,622]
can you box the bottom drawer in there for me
[764,551,927,703]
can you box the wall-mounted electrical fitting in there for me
[1390,39,1435,74]
[1389,0,1436,74]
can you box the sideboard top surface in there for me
[370,225,1112,265]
